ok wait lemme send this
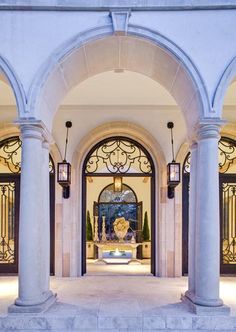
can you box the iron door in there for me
[0,175,20,273]
[220,175,236,274]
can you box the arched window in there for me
[0,136,55,274]
[182,137,236,275]
[96,183,140,240]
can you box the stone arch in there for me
[0,55,27,117]
[60,121,172,277]
[213,55,236,116]
[27,24,211,132]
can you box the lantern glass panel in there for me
[167,163,180,186]
[170,164,180,182]
[58,162,71,185]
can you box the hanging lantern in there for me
[57,121,72,199]
[57,161,71,186]
[167,122,181,199]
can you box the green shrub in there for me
[86,210,93,241]
[142,211,150,241]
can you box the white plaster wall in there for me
[0,9,236,110]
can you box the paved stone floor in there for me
[0,276,235,331]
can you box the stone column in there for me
[194,123,223,307]
[9,124,56,313]
[185,142,198,299]
[41,140,53,298]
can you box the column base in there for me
[181,293,230,316]
[8,292,57,313]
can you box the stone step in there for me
[0,314,236,331]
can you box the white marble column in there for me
[194,123,223,307]
[41,140,53,298]
[185,142,198,299]
[182,122,229,313]
[9,123,55,313]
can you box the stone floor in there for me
[0,276,235,331]
[86,258,152,275]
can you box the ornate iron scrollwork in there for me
[85,138,153,174]
[0,137,21,174]
[183,153,191,174]
[0,136,55,174]
[222,183,236,264]
[219,139,236,174]
[183,138,236,175]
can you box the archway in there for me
[28,25,210,132]
[82,136,155,275]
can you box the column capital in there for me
[195,118,226,141]
[16,119,54,144]
[42,140,50,150]
[190,141,198,151]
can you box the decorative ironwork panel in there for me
[0,182,15,264]
[49,155,55,174]
[219,139,236,174]
[183,138,236,175]
[0,137,21,174]
[0,136,55,174]
[183,153,191,174]
[85,138,152,174]
[222,182,236,265]
[99,184,137,203]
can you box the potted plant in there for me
[142,211,151,259]
[86,210,94,258]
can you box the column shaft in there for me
[187,142,198,296]
[195,124,222,306]
[41,141,51,296]
[10,124,56,312]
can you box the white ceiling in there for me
[62,71,176,105]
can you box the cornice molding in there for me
[1,104,236,112]
[1,0,236,11]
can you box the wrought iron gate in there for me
[220,176,236,274]
[182,137,236,275]
[0,176,19,273]
[0,136,55,274]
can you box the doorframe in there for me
[81,136,156,275]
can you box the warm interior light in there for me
[167,162,180,186]
[114,176,122,192]
[114,248,121,256]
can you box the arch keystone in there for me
[110,10,131,36]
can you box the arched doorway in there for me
[82,136,155,275]
[182,137,236,275]
[0,136,55,274]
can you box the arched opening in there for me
[82,136,155,275]
[182,137,236,275]
[45,30,208,278]
[0,136,56,274]
[31,31,208,132]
